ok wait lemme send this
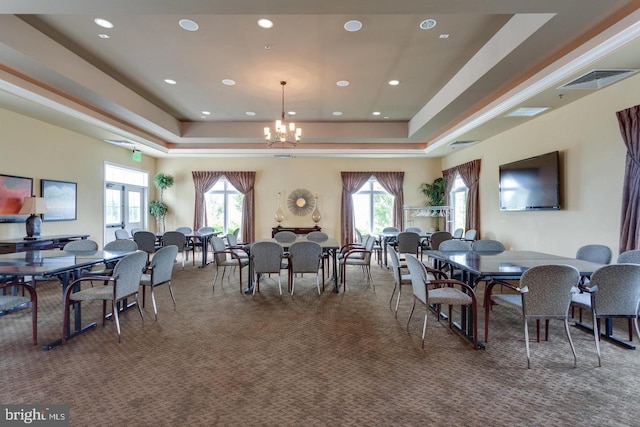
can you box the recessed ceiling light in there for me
[505,107,550,117]
[439,34,450,39]
[388,80,400,86]
[98,34,110,39]
[344,20,363,32]
[201,111,211,115]
[94,18,113,29]
[245,111,256,116]
[179,19,199,31]
[222,79,236,86]
[383,116,390,119]
[332,111,343,116]
[164,79,177,85]
[372,111,381,116]
[419,19,437,30]
[258,18,274,29]
[288,111,296,116]
[336,80,350,87]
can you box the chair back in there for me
[307,231,329,242]
[589,264,640,317]
[388,248,403,285]
[472,239,505,252]
[130,227,143,236]
[104,239,138,252]
[438,239,472,252]
[197,226,216,234]
[133,231,158,254]
[429,231,452,250]
[382,226,400,233]
[175,226,192,235]
[288,241,323,274]
[396,231,420,255]
[464,229,477,241]
[162,231,186,251]
[115,229,131,240]
[520,264,580,318]
[210,236,232,264]
[452,228,464,239]
[147,245,179,286]
[405,227,422,234]
[617,249,640,264]
[112,251,148,300]
[576,244,611,264]
[355,229,363,243]
[63,239,99,252]
[405,254,427,305]
[251,241,284,274]
[226,233,239,246]
[274,231,297,243]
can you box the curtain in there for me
[617,105,640,253]
[373,172,405,230]
[442,159,481,237]
[225,172,256,243]
[192,171,223,231]
[341,172,373,244]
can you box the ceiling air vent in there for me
[558,69,639,90]
[449,140,478,148]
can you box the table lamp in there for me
[18,196,49,240]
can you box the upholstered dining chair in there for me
[405,254,478,350]
[339,233,375,292]
[162,231,188,268]
[211,236,249,293]
[62,250,148,343]
[1,279,37,345]
[288,240,323,297]
[115,229,131,240]
[250,240,285,297]
[82,239,139,279]
[462,229,477,242]
[485,264,580,368]
[571,263,640,366]
[472,239,506,252]
[140,245,179,320]
[306,231,329,242]
[274,231,297,244]
[175,227,195,264]
[451,228,464,239]
[388,247,411,318]
[133,231,160,262]
[573,243,612,319]
[395,231,421,262]
[438,239,472,252]
[617,249,640,263]
[63,239,99,252]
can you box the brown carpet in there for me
[1,260,640,426]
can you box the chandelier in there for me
[264,81,302,148]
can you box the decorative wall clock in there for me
[287,188,315,216]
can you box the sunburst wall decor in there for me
[287,188,315,216]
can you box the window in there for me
[450,173,468,231]
[353,177,394,236]
[204,177,244,237]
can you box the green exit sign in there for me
[132,149,142,162]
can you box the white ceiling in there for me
[1,1,639,158]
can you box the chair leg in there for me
[113,302,121,343]
[151,287,158,321]
[395,288,402,319]
[421,309,428,349]
[593,313,602,367]
[168,282,176,310]
[564,318,577,368]
[389,283,397,310]
[407,298,416,333]
[524,318,531,369]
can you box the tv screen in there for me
[499,151,560,211]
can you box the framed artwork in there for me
[41,179,77,221]
[0,173,33,223]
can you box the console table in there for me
[271,226,321,238]
[0,234,90,254]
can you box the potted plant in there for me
[150,172,174,233]
[420,178,447,231]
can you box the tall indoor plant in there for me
[420,177,446,231]
[149,172,174,233]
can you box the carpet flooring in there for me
[2,258,640,426]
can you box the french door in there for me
[105,183,145,242]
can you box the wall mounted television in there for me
[499,151,561,211]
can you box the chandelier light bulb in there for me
[264,81,302,148]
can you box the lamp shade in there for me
[18,197,49,215]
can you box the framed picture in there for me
[41,179,77,221]
[0,173,33,223]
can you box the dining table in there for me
[155,230,218,267]
[0,249,135,350]
[421,249,606,350]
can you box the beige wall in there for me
[442,73,640,258]
[0,108,156,246]
[157,157,443,241]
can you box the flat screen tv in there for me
[499,151,561,211]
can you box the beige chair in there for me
[211,236,249,293]
[288,241,323,297]
[250,240,285,297]
[571,263,640,366]
[62,250,148,343]
[0,279,37,345]
[388,247,411,318]
[485,264,580,368]
[339,233,375,292]
[140,245,179,320]
[405,254,478,349]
